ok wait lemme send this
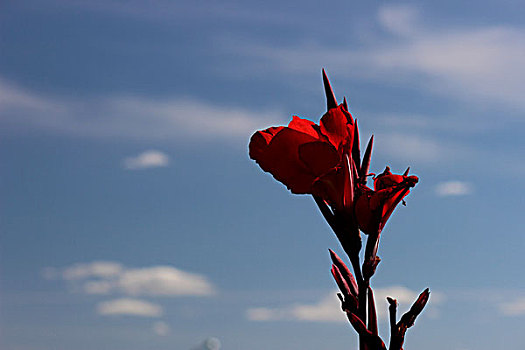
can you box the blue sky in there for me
[1,0,525,349]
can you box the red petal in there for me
[298,141,340,177]
[248,126,284,161]
[288,116,320,139]
[378,187,411,230]
[319,106,354,152]
[310,167,345,209]
[342,154,354,211]
[250,128,319,194]
[354,186,381,235]
[352,120,361,171]
[374,173,405,191]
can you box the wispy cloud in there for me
[0,79,281,142]
[96,298,163,317]
[123,150,170,170]
[376,132,443,163]
[44,262,216,297]
[499,297,525,316]
[377,4,420,37]
[62,261,124,280]
[247,286,442,323]
[229,4,525,112]
[435,181,474,197]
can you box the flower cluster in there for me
[249,70,429,350]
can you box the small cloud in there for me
[96,298,163,317]
[152,321,171,336]
[62,261,123,280]
[499,297,525,316]
[191,337,222,350]
[435,181,473,197]
[123,150,170,170]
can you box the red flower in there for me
[249,70,417,239]
[355,167,418,235]
[249,104,355,211]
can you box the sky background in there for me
[1,0,525,349]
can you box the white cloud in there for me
[371,26,525,110]
[117,266,215,297]
[0,79,281,141]
[48,262,216,297]
[247,286,441,323]
[499,297,525,316]
[435,181,473,197]
[152,321,171,336]
[123,150,170,170]
[96,298,163,317]
[62,261,124,280]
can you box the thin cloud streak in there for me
[0,79,281,142]
[96,298,163,317]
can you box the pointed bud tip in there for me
[322,69,337,110]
